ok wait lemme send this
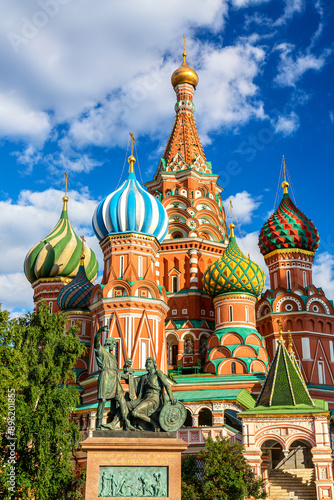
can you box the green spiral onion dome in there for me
[24,196,98,284]
[203,224,266,298]
[259,181,319,256]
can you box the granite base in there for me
[81,431,188,500]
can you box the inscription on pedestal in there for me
[98,466,168,497]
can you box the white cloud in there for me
[196,43,267,142]
[0,92,51,144]
[274,43,329,87]
[224,190,262,225]
[0,187,104,312]
[329,111,334,124]
[0,187,103,273]
[272,111,300,136]
[274,0,304,26]
[313,252,334,299]
[231,0,270,7]
[0,273,33,312]
[0,0,227,145]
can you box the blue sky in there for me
[1,0,333,313]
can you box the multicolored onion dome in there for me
[24,197,98,284]
[203,224,266,298]
[92,155,168,243]
[57,260,94,311]
[259,182,319,256]
[171,51,199,88]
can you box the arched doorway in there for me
[284,440,313,469]
[167,334,178,366]
[261,440,284,470]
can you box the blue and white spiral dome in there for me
[92,157,168,243]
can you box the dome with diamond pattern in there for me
[203,223,266,298]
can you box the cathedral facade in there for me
[24,49,334,499]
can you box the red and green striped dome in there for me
[259,192,319,256]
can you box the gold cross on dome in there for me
[129,132,135,156]
[64,172,69,196]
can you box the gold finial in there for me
[182,34,187,61]
[288,330,294,354]
[171,36,199,88]
[128,132,136,173]
[278,318,285,344]
[229,199,235,237]
[282,155,289,194]
[80,235,86,264]
[62,171,69,209]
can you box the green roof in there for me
[255,339,314,408]
[241,398,328,417]
[174,388,256,409]
[213,327,262,343]
[171,373,266,385]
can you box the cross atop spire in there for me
[229,200,235,237]
[282,155,289,195]
[62,171,69,210]
[80,235,86,264]
[128,132,136,173]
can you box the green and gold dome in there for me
[203,217,266,298]
[24,188,98,284]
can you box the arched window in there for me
[286,270,291,289]
[184,335,194,354]
[172,276,178,293]
[119,256,124,277]
[303,271,307,288]
[184,410,192,427]
[229,305,233,322]
[231,361,236,374]
[48,301,53,313]
[198,408,212,427]
[216,307,220,324]
[274,273,278,289]
[138,256,143,278]
[245,306,249,323]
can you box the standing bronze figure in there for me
[94,326,135,430]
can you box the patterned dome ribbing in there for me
[57,260,94,311]
[259,191,319,256]
[24,197,98,284]
[203,225,266,298]
[92,155,168,243]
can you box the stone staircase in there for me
[269,468,317,500]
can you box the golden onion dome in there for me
[171,51,199,88]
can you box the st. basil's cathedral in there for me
[24,49,334,499]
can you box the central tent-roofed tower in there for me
[145,48,228,370]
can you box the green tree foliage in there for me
[182,436,267,500]
[0,303,86,499]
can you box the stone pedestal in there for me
[81,430,188,500]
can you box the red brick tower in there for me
[145,50,228,371]
[88,149,169,379]
[256,161,334,406]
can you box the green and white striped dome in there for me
[24,196,98,284]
